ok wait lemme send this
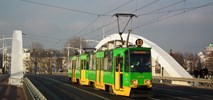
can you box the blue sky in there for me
[0,0,213,53]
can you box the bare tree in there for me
[170,50,184,68]
[170,49,201,72]
[183,52,199,73]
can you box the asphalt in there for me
[0,74,26,100]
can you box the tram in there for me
[68,39,152,97]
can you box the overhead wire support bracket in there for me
[113,13,137,46]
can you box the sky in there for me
[0,0,213,54]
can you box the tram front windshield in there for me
[130,51,151,72]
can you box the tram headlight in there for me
[144,80,152,88]
[131,80,138,88]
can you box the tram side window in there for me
[120,57,123,72]
[92,56,96,70]
[76,57,80,70]
[81,60,88,70]
[105,51,112,71]
[89,55,93,70]
[107,57,112,71]
[96,58,99,70]
[125,50,130,72]
[80,60,84,70]
[115,57,118,71]
[115,56,123,72]
[72,60,76,69]
[103,57,108,71]
[100,58,104,70]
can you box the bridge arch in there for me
[95,33,192,78]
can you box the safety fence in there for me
[23,77,47,100]
[153,76,213,88]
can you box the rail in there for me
[153,76,213,88]
[23,77,47,100]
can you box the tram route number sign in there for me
[135,39,143,47]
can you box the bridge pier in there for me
[9,30,24,86]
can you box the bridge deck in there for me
[0,74,26,100]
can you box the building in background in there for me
[23,48,30,74]
[197,43,213,72]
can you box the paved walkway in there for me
[0,74,26,100]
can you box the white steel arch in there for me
[95,33,192,78]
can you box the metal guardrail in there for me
[52,72,68,76]
[153,76,213,88]
[23,77,47,100]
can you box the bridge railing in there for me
[23,77,47,100]
[153,76,213,88]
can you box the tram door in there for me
[115,55,123,90]
[72,60,76,82]
[80,60,86,82]
[96,58,103,86]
